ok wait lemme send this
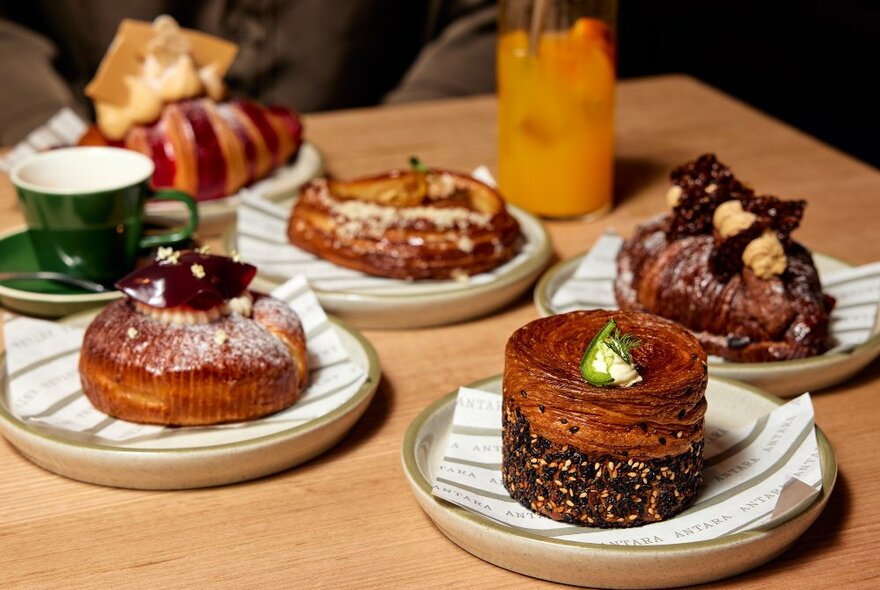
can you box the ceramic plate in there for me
[402,375,836,589]
[0,315,380,490]
[0,224,196,319]
[146,141,323,234]
[534,252,880,396]
[225,199,553,329]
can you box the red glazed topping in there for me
[269,105,304,159]
[234,99,280,164]
[182,101,228,201]
[116,251,256,310]
[146,123,177,188]
[218,103,259,183]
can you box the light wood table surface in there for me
[1,75,879,589]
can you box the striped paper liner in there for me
[549,231,880,356]
[432,386,822,546]
[235,185,541,295]
[2,275,366,443]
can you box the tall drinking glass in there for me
[498,0,617,218]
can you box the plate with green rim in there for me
[0,312,380,490]
[401,375,837,589]
[224,197,554,329]
[534,250,880,397]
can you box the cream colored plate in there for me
[402,376,836,589]
[146,142,323,235]
[534,252,880,396]
[225,203,553,329]
[0,315,379,490]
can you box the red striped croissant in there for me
[80,98,303,201]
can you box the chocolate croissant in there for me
[614,154,834,362]
[287,169,522,280]
[502,310,707,528]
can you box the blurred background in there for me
[1,0,876,167]
[618,1,878,169]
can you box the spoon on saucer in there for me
[0,272,109,293]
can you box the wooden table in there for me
[1,75,879,589]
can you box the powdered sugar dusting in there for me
[88,296,298,376]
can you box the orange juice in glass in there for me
[498,0,616,218]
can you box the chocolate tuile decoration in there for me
[115,251,256,310]
[666,154,807,280]
[666,153,754,240]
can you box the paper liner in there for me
[432,386,822,545]
[2,275,366,443]
[235,167,539,294]
[549,231,880,357]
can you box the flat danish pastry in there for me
[287,169,522,280]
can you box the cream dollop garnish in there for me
[134,292,253,325]
[743,229,787,279]
[713,200,757,238]
[95,15,226,139]
[712,201,787,279]
[591,345,643,387]
[227,293,253,317]
[666,185,683,208]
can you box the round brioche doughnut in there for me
[502,310,707,528]
[287,169,522,280]
[78,251,308,426]
[79,293,307,426]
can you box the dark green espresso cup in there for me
[11,147,198,285]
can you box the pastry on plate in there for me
[614,154,834,362]
[78,16,303,201]
[287,168,522,280]
[502,310,707,528]
[79,250,308,426]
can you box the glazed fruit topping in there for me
[116,250,256,310]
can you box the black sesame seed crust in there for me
[502,398,703,529]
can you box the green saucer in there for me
[0,227,120,318]
[0,225,196,318]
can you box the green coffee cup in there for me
[11,147,198,285]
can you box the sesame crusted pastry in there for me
[502,310,707,528]
[79,251,308,426]
[614,154,834,362]
[286,169,522,280]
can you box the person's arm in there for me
[383,0,496,104]
[0,18,79,145]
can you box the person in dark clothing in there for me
[0,0,497,145]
